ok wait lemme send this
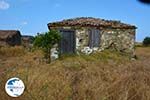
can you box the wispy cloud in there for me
[0,1,10,10]
[22,21,28,25]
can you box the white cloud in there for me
[22,21,28,25]
[0,1,10,10]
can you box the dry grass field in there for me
[0,46,150,100]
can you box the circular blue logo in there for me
[5,77,25,97]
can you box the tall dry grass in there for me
[0,47,150,100]
[0,46,26,57]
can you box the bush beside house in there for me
[33,30,61,63]
[143,37,150,46]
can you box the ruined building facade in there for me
[48,17,136,57]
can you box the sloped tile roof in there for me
[48,17,136,29]
[0,30,21,40]
[22,35,34,41]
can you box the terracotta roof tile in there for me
[0,30,21,39]
[48,17,136,29]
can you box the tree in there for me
[143,36,150,46]
[33,30,61,63]
[138,0,150,4]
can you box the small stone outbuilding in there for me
[21,35,34,47]
[0,30,21,47]
[48,17,136,56]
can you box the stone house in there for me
[47,17,136,56]
[21,35,34,48]
[0,30,21,47]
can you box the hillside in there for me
[0,47,150,100]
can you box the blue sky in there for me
[0,0,150,42]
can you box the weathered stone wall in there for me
[75,27,89,50]
[0,41,8,47]
[100,29,135,54]
[64,27,136,55]
[50,26,135,60]
[0,34,21,47]
[51,27,90,51]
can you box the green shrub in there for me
[143,37,150,46]
[33,30,61,63]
